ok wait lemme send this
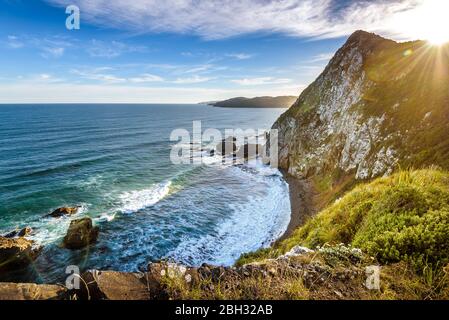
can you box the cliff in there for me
[273,31,449,189]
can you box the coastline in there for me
[278,169,316,242]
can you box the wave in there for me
[166,165,291,266]
[118,181,172,214]
[27,204,89,246]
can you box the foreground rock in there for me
[47,206,79,218]
[63,218,99,249]
[0,237,41,271]
[77,271,151,300]
[0,283,67,300]
[3,227,32,238]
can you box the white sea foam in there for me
[118,181,172,214]
[28,204,89,246]
[167,165,291,266]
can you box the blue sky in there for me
[0,0,444,103]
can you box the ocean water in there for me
[0,104,290,283]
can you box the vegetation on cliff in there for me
[236,169,449,299]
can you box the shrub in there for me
[291,169,449,271]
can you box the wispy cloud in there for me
[173,75,213,84]
[41,46,65,58]
[231,77,292,86]
[71,68,126,83]
[86,40,146,58]
[5,35,24,49]
[226,53,253,60]
[308,53,334,63]
[3,35,69,58]
[47,0,424,40]
[129,74,164,83]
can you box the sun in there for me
[394,0,449,46]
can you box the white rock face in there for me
[273,31,400,180]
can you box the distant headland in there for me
[202,96,297,108]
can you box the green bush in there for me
[291,169,449,271]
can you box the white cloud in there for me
[71,68,126,83]
[226,53,253,60]
[308,53,334,63]
[41,46,65,58]
[231,77,292,86]
[5,35,24,48]
[46,0,424,40]
[129,74,164,83]
[86,40,146,58]
[173,75,213,84]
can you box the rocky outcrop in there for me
[77,271,151,300]
[3,227,32,238]
[0,237,41,271]
[273,31,449,183]
[47,206,79,218]
[62,218,99,249]
[0,283,67,300]
[216,136,237,156]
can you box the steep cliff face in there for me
[273,30,449,184]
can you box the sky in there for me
[0,0,447,103]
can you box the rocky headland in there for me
[1,30,449,300]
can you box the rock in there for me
[47,206,79,218]
[0,283,68,300]
[77,270,151,300]
[62,218,99,250]
[272,30,449,182]
[236,143,263,160]
[216,137,237,156]
[0,237,41,271]
[281,246,314,258]
[147,261,200,297]
[210,149,215,156]
[3,227,33,238]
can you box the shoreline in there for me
[278,169,316,242]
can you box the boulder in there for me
[47,206,79,218]
[3,227,33,238]
[0,237,41,271]
[77,270,151,300]
[0,283,67,300]
[216,137,237,156]
[63,218,99,250]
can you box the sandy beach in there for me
[278,170,316,242]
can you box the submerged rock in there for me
[3,227,32,238]
[47,206,79,218]
[0,283,67,300]
[62,218,99,250]
[0,236,41,271]
[77,270,151,300]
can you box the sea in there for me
[0,104,291,283]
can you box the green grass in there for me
[238,169,449,273]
